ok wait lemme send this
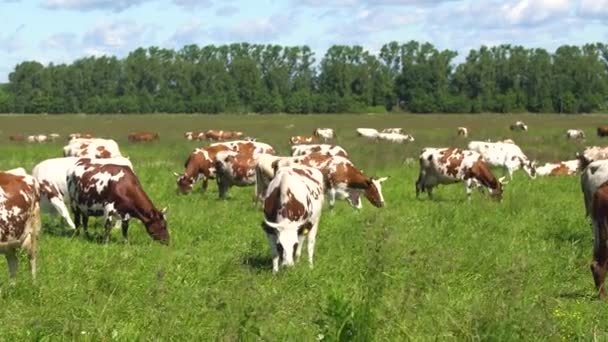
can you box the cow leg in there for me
[348,191,362,210]
[21,233,36,280]
[82,214,90,237]
[415,175,423,199]
[201,178,209,192]
[426,185,434,200]
[51,197,76,230]
[266,233,280,274]
[121,220,129,242]
[5,251,18,278]
[295,235,305,263]
[327,188,336,209]
[103,217,114,244]
[307,223,319,269]
[217,178,229,199]
[464,179,474,200]
[72,207,81,235]
[591,260,608,299]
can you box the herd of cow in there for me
[4,120,608,297]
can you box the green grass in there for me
[0,113,607,340]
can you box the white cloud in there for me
[0,25,26,53]
[215,5,239,16]
[166,20,205,48]
[210,12,298,42]
[82,21,157,56]
[41,32,78,50]
[42,0,151,12]
[172,0,212,9]
[579,0,608,18]
[331,8,418,39]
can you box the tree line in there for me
[1,41,607,114]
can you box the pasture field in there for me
[0,113,608,340]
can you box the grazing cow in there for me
[214,151,257,199]
[416,147,507,200]
[598,126,608,138]
[289,135,317,145]
[510,121,528,131]
[128,132,159,142]
[68,133,94,140]
[313,128,336,141]
[0,170,41,279]
[467,141,536,179]
[262,166,325,273]
[185,132,206,141]
[254,154,284,203]
[32,157,133,230]
[63,138,122,159]
[377,132,415,143]
[291,144,348,158]
[49,133,60,141]
[381,128,403,134]
[566,129,585,140]
[536,160,581,176]
[590,181,608,298]
[9,134,24,142]
[205,130,244,141]
[581,159,608,216]
[175,140,275,194]
[27,135,48,143]
[274,153,388,209]
[457,127,469,137]
[67,158,169,244]
[356,128,379,139]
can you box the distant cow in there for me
[598,126,608,137]
[185,132,206,141]
[289,135,317,145]
[0,170,41,279]
[128,132,159,142]
[377,132,414,143]
[63,138,122,159]
[356,128,379,139]
[590,181,608,298]
[416,147,507,200]
[67,158,169,244]
[214,151,257,199]
[68,133,94,140]
[262,165,325,273]
[457,127,469,137]
[566,129,585,140]
[291,144,348,158]
[467,141,536,179]
[205,130,244,141]
[536,160,581,176]
[49,133,60,141]
[8,134,24,142]
[32,157,133,231]
[175,140,275,194]
[27,135,48,143]
[313,128,336,141]
[510,121,528,131]
[381,128,403,134]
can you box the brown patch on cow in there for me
[280,190,306,221]
[591,184,608,298]
[549,163,572,176]
[439,148,464,177]
[468,160,501,198]
[0,173,39,242]
[300,152,332,167]
[292,167,321,186]
[263,186,281,222]
[598,126,608,137]
[39,180,60,199]
[128,132,159,142]
[95,146,112,158]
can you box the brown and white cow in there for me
[510,121,528,131]
[185,132,206,141]
[63,138,122,159]
[566,129,585,140]
[457,127,469,137]
[68,133,95,140]
[0,170,41,279]
[313,128,336,141]
[290,144,348,158]
[67,158,169,244]
[175,140,275,194]
[262,165,325,273]
[205,130,244,141]
[598,126,608,138]
[578,146,608,166]
[128,132,159,142]
[536,160,581,176]
[289,135,317,145]
[27,135,48,143]
[416,147,507,200]
[214,150,257,199]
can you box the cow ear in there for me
[377,176,389,183]
[173,172,180,177]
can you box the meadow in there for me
[0,113,607,340]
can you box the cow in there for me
[175,140,275,194]
[128,132,159,142]
[32,157,133,231]
[27,135,48,143]
[274,152,388,209]
[356,128,379,139]
[205,130,244,141]
[8,134,24,142]
[416,147,507,200]
[68,133,95,140]
[467,141,536,179]
[566,129,585,140]
[313,128,336,141]
[381,128,403,134]
[262,165,325,273]
[0,170,41,279]
[185,132,206,141]
[377,132,415,143]
[289,135,317,145]
[581,159,608,217]
[214,150,257,199]
[49,133,61,141]
[457,127,469,137]
[291,144,348,158]
[67,158,169,244]
[590,181,608,298]
[510,121,528,131]
[536,160,581,177]
[598,126,608,138]
[63,138,122,159]
[578,146,608,167]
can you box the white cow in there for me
[313,128,336,141]
[290,144,348,158]
[566,129,585,140]
[32,157,133,230]
[381,128,403,134]
[377,132,414,143]
[262,165,325,273]
[63,138,122,158]
[356,128,379,139]
[510,121,528,131]
[457,127,469,137]
[467,141,536,179]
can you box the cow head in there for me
[174,172,195,194]
[145,208,169,244]
[522,159,537,179]
[488,176,508,201]
[363,176,389,208]
[263,220,309,270]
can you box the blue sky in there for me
[0,0,607,82]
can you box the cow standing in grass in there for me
[262,166,325,273]
[566,129,585,140]
[0,170,41,279]
[467,141,536,179]
[63,138,122,159]
[289,135,317,145]
[536,160,581,176]
[290,144,348,158]
[214,150,257,199]
[416,147,507,200]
